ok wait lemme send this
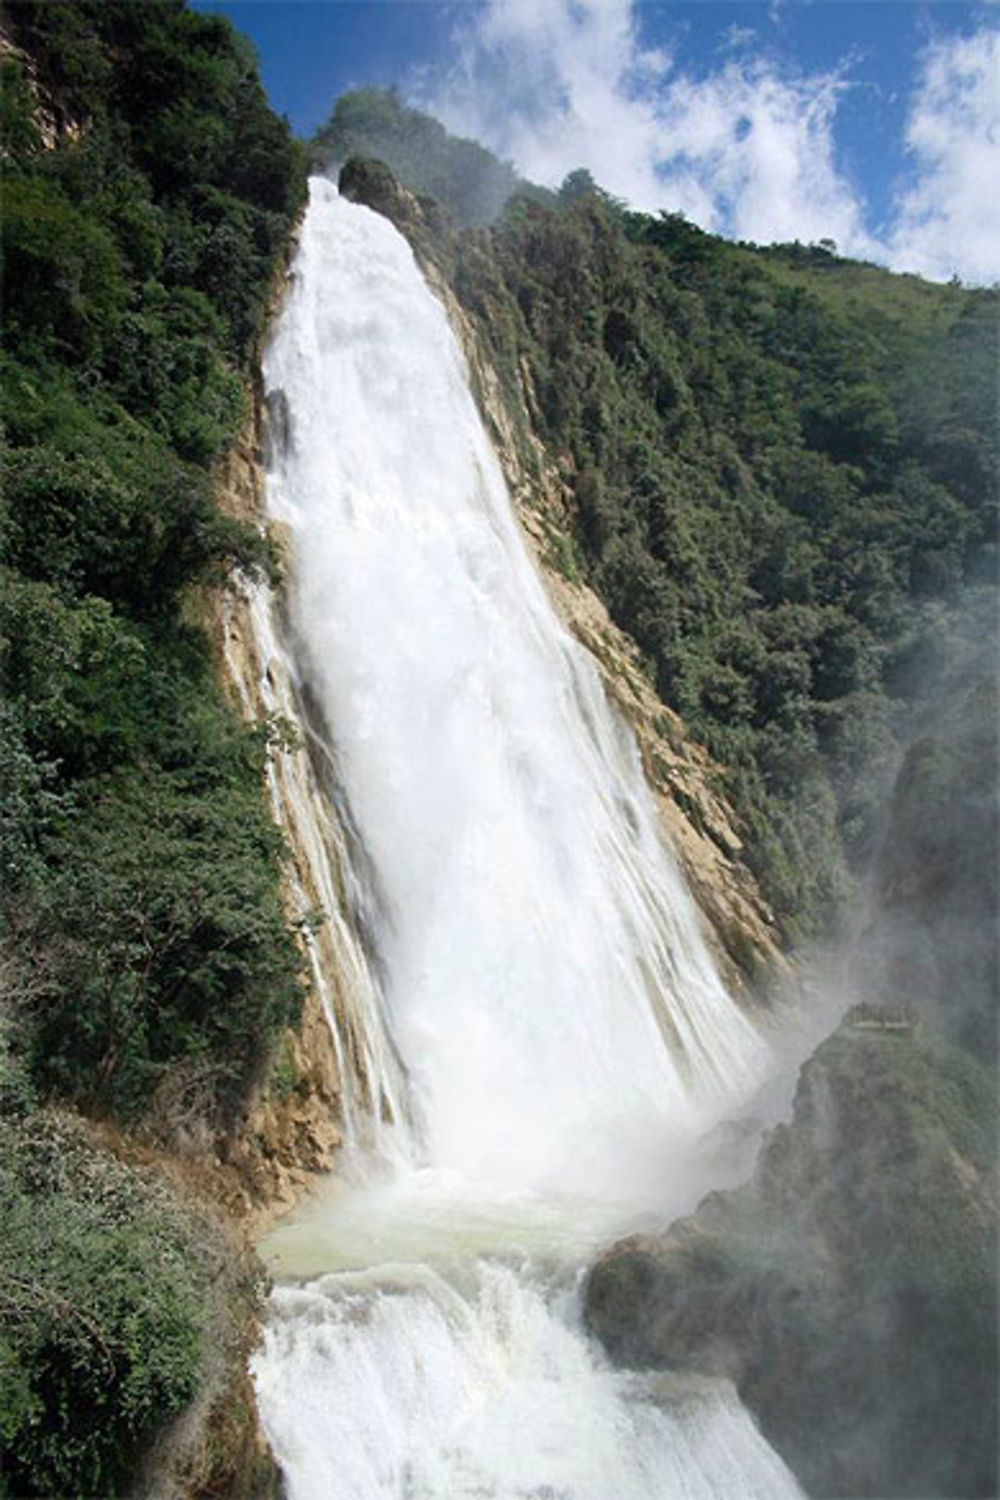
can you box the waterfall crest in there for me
[251,177,801,1499]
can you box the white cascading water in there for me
[251,177,804,1499]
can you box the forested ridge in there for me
[0,18,995,1498]
[478,199,996,935]
[1,3,305,1491]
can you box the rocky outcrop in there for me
[585,1022,999,1498]
[338,157,784,999]
[0,29,85,149]
[205,269,411,1231]
[340,154,448,243]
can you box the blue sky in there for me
[195,1,998,282]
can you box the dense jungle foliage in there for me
[1,2,305,1491]
[1,0,306,1125]
[326,93,998,940]
[0,1110,233,1497]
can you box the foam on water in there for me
[257,1261,800,1500]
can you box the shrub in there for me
[0,1112,223,1498]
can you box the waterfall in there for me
[251,177,803,1499]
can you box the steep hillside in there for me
[852,604,998,1058]
[314,88,536,227]
[1,3,306,1490]
[326,94,997,945]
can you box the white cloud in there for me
[652,62,875,252]
[417,0,998,284]
[421,0,876,252]
[428,0,673,212]
[887,28,1000,283]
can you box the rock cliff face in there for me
[585,1021,998,1498]
[207,413,345,1224]
[340,157,784,1000]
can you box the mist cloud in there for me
[419,0,998,284]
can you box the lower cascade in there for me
[251,177,803,1499]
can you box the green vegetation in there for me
[326,95,997,937]
[1,0,307,1125]
[1,3,306,1490]
[0,1111,225,1499]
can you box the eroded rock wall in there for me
[210,418,341,1221]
